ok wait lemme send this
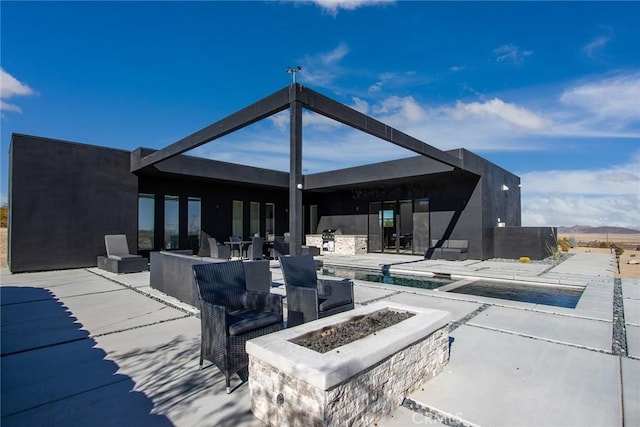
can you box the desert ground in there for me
[559,232,640,279]
[0,227,6,269]
[1,228,638,278]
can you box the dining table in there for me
[224,240,251,259]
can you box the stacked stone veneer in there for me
[306,235,368,255]
[247,303,450,427]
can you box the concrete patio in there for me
[1,252,638,426]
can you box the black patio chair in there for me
[271,236,289,259]
[192,261,283,393]
[247,236,264,260]
[279,255,354,327]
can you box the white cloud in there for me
[494,44,533,65]
[0,68,35,114]
[582,36,610,58]
[367,71,429,94]
[299,43,349,87]
[451,98,552,132]
[320,42,349,65]
[373,95,428,124]
[350,96,370,114]
[0,100,22,113]
[522,194,639,229]
[0,68,34,98]
[267,70,640,161]
[560,72,640,123]
[368,72,394,93]
[521,153,640,229]
[306,0,394,16]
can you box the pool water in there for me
[449,281,583,308]
[321,267,452,290]
[321,267,584,308]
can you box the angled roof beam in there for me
[131,86,291,172]
[298,85,463,170]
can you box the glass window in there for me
[265,203,275,237]
[164,195,180,249]
[309,205,318,234]
[188,197,201,251]
[232,200,243,237]
[250,202,260,236]
[138,194,154,250]
[413,198,430,255]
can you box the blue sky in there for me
[2,1,639,229]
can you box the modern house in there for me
[8,84,532,274]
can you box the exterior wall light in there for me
[501,184,510,191]
[296,183,303,190]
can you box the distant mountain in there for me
[558,225,640,234]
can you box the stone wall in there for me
[249,324,449,426]
[306,235,368,255]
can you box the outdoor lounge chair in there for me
[207,237,231,259]
[97,234,148,273]
[192,261,283,393]
[279,254,354,327]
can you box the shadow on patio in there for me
[0,286,173,426]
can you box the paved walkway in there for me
[1,253,638,426]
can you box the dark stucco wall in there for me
[454,149,522,259]
[9,134,138,273]
[494,227,556,260]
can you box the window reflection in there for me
[232,200,243,238]
[138,194,154,250]
[165,195,179,249]
[188,197,201,252]
[250,202,260,236]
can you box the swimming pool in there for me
[322,266,584,308]
[449,280,583,308]
[321,267,453,290]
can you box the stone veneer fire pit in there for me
[246,302,451,427]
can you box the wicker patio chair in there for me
[247,236,265,260]
[279,255,354,327]
[192,261,283,393]
[271,236,289,259]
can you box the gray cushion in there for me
[227,309,282,336]
[108,253,142,261]
[318,297,351,312]
[447,240,468,249]
[105,235,132,257]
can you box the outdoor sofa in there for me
[150,251,272,307]
[425,239,469,261]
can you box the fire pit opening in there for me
[289,308,415,353]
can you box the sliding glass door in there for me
[367,198,428,255]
